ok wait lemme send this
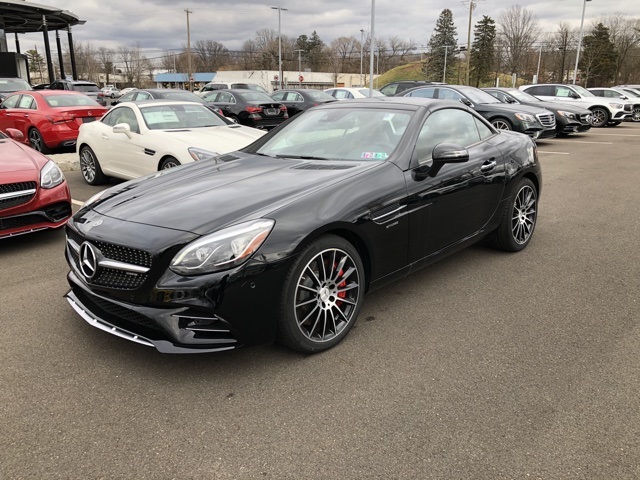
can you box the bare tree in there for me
[193,40,230,72]
[600,14,640,84]
[96,47,114,85]
[498,6,540,77]
[387,36,418,68]
[550,22,576,83]
[117,43,150,87]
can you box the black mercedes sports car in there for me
[64,98,541,354]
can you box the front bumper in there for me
[64,225,293,353]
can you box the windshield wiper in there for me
[275,154,331,161]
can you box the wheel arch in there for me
[157,155,180,171]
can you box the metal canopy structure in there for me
[0,0,86,82]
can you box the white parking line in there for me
[537,151,570,155]
[576,133,640,137]
[71,199,84,207]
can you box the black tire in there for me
[632,107,640,123]
[28,128,51,154]
[159,157,181,170]
[487,178,538,252]
[491,118,513,131]
[589,107,609,127]
[79,145,107,185]
[276,235,365,353]
[228,115,239,124]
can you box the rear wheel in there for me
[276,235,365,353]
[28,128,51,154]
[589,107,609,127]
[159,157,180,170]
[79,145,107,185]
[632,107,640,122]
[487,178,538,252]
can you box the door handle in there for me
[480,160,496,172]
[101,134,109,140]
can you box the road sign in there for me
[299,75,304,82]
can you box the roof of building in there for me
[0,0,85,33]
[155,73,217,83]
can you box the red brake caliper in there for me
[336,267,346,306]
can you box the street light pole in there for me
[360,29,364,87]
[271,6,288,90]
[295,48,303,87]
[369,0,375,95]
[573,0,592,84]
[535,45,542,84]
[185,8,193,91]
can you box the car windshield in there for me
[238,91,274,102]
[72,84,100,93]
[572,85,595,97]
[458,87,501,104]
[243,84,269,94]
[253,107,413,161]
[357,89,385,97]
[620,89,639,98]
[45,95,101,107]
[140,103,227,130]
[0,78,32,92]
[508,89,541,102]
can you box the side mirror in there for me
[113,123,132,138]
[460,98,473,106]
[571,93,580,99]
[5,128,24,140]
[506,97,517,104]
[415,143,469,179]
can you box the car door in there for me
[0,94,22,134]
[273,91,303,116]
[98,106,147,178]
[404,107,505,262]
[14,94,37,138]
[214,91,237,118]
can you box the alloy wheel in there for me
[294,248,361,344]
[80,148,96,183]
[590,108,608,127]
[492,120,511,130]
[161,159,179,169]
[632,107,640,122]
[511,184,537,245]
[29,130,43,152]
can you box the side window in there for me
[438,88,464,101]
[101,109,120,126]
[17,95,35,109]
[555,86,573,97]
[271,92,285,101]
[474,117,494,140]
[604,90,619,98]
[293,93,303,102]
[218,92,234,103]
[408,87,436,98]
[116,107,140,133]
[1,95,20,108]
[380,84,398,96]
[135,92,151,101]
[489,91,507,102]
[415,108,483,162]
[590,89,603,96]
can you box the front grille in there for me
[0,181,37,210]
[536,113,556,128]
[73,288,161,332]
[67,227,152,290]
[624,104,633,112]
[1,213,46,231]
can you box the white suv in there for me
[588,87,640,123]
[196,82,269,96]
[519,83,633,127]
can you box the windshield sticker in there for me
[361,152,389,160]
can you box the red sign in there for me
[299,75,304,82]
[274,75,279,81]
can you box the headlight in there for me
[170,219,275,275]
[40,160,65,189]
[514,113,536,122]
[557,110,576,119]
[609,103,623,109]
[188,147,219,162]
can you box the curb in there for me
[50,153,80,172]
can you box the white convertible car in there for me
[77,100,266,185]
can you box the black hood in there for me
[476,102,550,116]
[88,153,378,235]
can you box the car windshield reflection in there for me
[140,104,227,130]
[255,108,413,161]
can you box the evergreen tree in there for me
[470,16,496,87]
[424,9,458,82]
[579,23,617,86]
[295,31,326,72]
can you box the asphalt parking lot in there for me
[2,123,640,479]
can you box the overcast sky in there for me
[10,0,638,63]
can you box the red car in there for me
[0,90,107,154]
[0,128,71,239]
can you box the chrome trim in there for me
[0,189,36,200]
[66,293,155,347]
[371,205,407,222]
[98,259,150,274]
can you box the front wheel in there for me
[632,107,640,123]
[491,118,512,131]
[79,145,107,185]
[487,178,538,252]
[276,235,365,353]
[589,107,609,127]
[159,157,181,170]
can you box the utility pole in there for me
[185,8,192,91]
[465,0,477,85]
[360,29,365,87]
[369,0,375,95]
[271,6,288,90]
[442,45,453,83]
[573,0,592,84]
